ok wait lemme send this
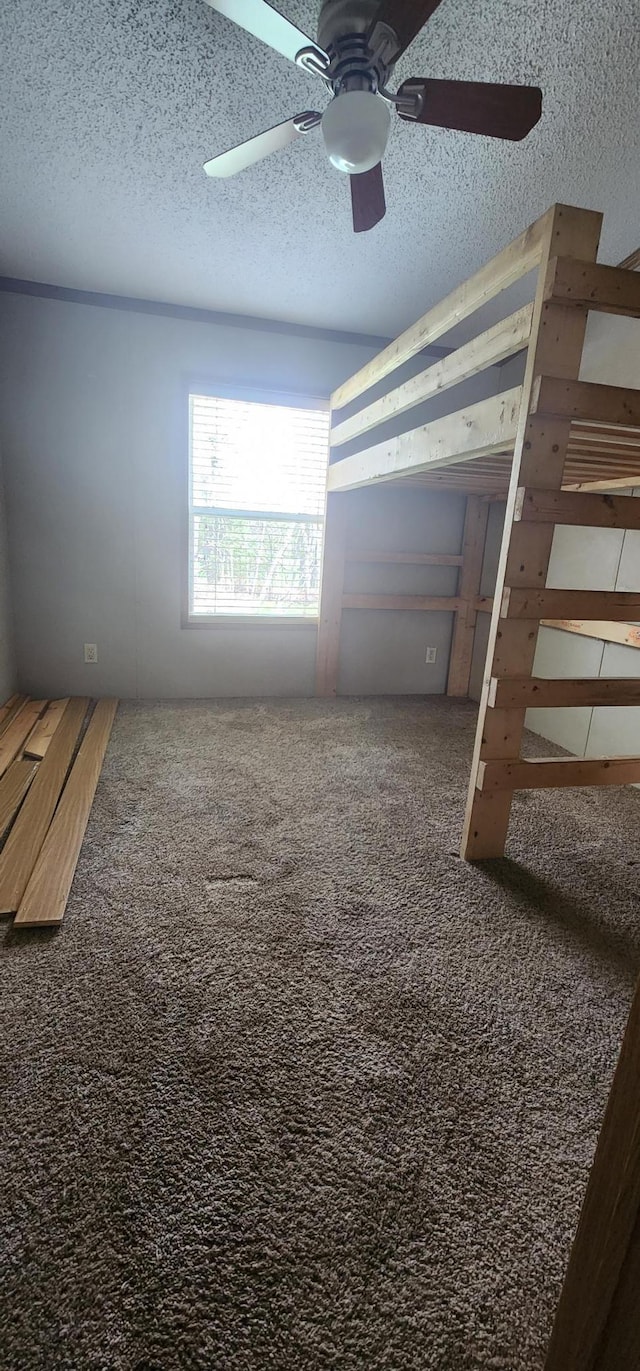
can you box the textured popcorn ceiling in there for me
[0,0,639,335]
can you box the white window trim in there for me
[183,381,329,629]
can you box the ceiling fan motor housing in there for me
[317,0,397,95]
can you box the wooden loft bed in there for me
[317,202,640,1369]
[316,202,640,862]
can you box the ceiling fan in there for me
[202,0,542,233]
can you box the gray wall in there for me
[0,447,17,701]
[339,485,465,695]
[470,312,640,761]
[0,289,473,699]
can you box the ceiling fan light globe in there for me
[321,91,391,174]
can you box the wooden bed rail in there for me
[330,206,553,412]
[327,387,522,491]
[330,305,533,450]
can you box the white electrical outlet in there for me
[425,646,437,664]
[84,643,98,663]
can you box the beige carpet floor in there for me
[1,697,639,1371]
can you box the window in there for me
[188,391,330,622]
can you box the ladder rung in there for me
[515,487,640,531]
[502,588,640,621]
[489,677,640,709]
[478,756,640,792]
[544,257,640,319]
[532,376,640,426]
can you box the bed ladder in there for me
[462,204,640,860]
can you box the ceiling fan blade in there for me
[204,112,320,178]
[350,164,386,234]
[202,0,328,67]
[368,0,445,60]
[397,78,542,140]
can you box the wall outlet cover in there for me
[425,646,437,664]
[84,643,98,663]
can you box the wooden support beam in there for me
[516,487,640,529]
[342,594,460,612]
[24,698,70,760]
[489,676,640,708]
[544,256,640,318]
[461,202,604,859]
[0,759,38,839]
[316,494,347,698]
[15,700,118,928]
[544,972,640,1371]
[330,306,533,448]
[327,387,521,492]
[533,376,640,427]
[346,550,463,566]
[447,495,489,697]
[330,207,551,410]
[478,755,640,791]
[0,698,89,915]
[541,619,640,649]
[0,701,46,779]
[503,588,640,621]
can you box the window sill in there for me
[182,615,319,630]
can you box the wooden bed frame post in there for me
[316,492,347,696]
[544,971,640,1370]
[460,204,603,859]
[447,495,490,696]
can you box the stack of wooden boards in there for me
[0,694,118,928]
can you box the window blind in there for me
[188,393,330,618]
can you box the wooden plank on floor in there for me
[0,694,20,727]
[24,699,70,759]
[544,257,640,318]
[503,588,640,621]
[541,619,640,649]
[15,699,118,928]
[0,695,29,740]
[0,697,89,915]
[0,700,46,779]
[478,755,640,791]
[516,487,640,530]
[489,677,640,708]
[0,758,39,838]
